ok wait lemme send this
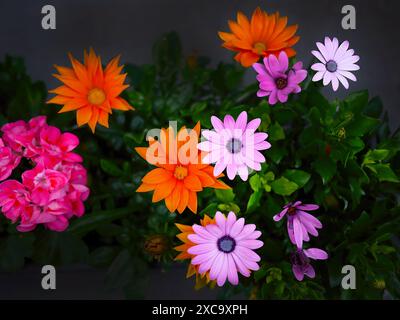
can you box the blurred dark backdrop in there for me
[1,0,400,128]
[0,0,399,299]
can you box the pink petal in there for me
[231,252,251,277]
[292,265,304,281]
[235,111,248,131]
[235,246,261,262]
[229,217,245,238]
[225,211,237,235]
[211,116,225,132]
[237,239,263,249]
[293,216,303,249]
[227,254,239,285]
[304,248,328,260]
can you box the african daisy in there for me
[197,111,271,181]
[273,201,322,249]
[311,37,360,91]
[136,122,230,214]
[291,247,328,281]
[48,48,134,133]
[188,211,263,286]
[219,7,299,67]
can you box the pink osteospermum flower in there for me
[291,247,328,281]
[0,138,21,181]
[273,201,322,249]
[188,211,263,286]
[253,51,307,105]
[197,111,271,181]
[311,37,360,91]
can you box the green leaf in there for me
[283,169,311,188]
[366,163,400,183]
[246,190,263,213]
[249,174,262,191]
[344,90,369,114]
[271,177,299,196]
[215,189,235,203]
[313,157,336,184]
[100,159,123,177]
[362,149,390,166]
[364,96,383,118]
[88,246,118,268]
[268,122,285,141]
[346,115,380,137]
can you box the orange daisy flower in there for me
[218,7,299,67]
[174,215,216,289]
[47,48,134,133]
[136,122,230,214]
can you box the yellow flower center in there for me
[87,88,106,105]
[174,166,188,180]
[253,42,266,55]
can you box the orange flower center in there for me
[87,88,106,105]
[253,42,266,55]
[174,165,188,180]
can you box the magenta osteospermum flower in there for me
[273,201,322,249]
[311,37,360,91]
[188,211,263,286]
[253,51,307,105]
[291,247,328,281]
[197,111,271,181]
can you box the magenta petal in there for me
[232,252,251,277]
[187,234,210,244]
[188,243,216,255]
[246,118,261,132]
[253,62,267,75]
[293,216,303,249]
[297,210,322,229]
[235,111,248,131]
[304,265,316,279]
[304,248,328,260]
[225,211,237,235]
[191,251,215,264]
[205,224,224,238]
[193,224,217,240]
[229,217,245,238]
[216,254,228,286]
[215,211,226,232]
[237,239,263,249]
[273,207,288,221]
[227,254,239,285]
[223,115,235,130]
[235,246,261,262]
[208,252,223,280]
[297,204,319,211]
[292,265,304,281]
[198,251,218,274]
[235,224,256,240]
[211,116,224,132]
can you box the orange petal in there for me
[183,174,203,191]
[187,190,198,214]
[58,102,85,113]
[98,110,109,128]
[177,186,189,214]
[152,179,177,202]
[136,183,156,192]
[142,168,172,184]
[88,107,99,133]
[76,106,92,127]
[175,223,193,233]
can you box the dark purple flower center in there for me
[217,235,236,253]
[326,60,338,73]
[290,249,310,268]
[287,206,297,216]
[226,138,242,154]
[275,77,288,89]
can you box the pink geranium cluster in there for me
[0,116,89,232]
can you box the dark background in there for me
[0,0,399,299]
